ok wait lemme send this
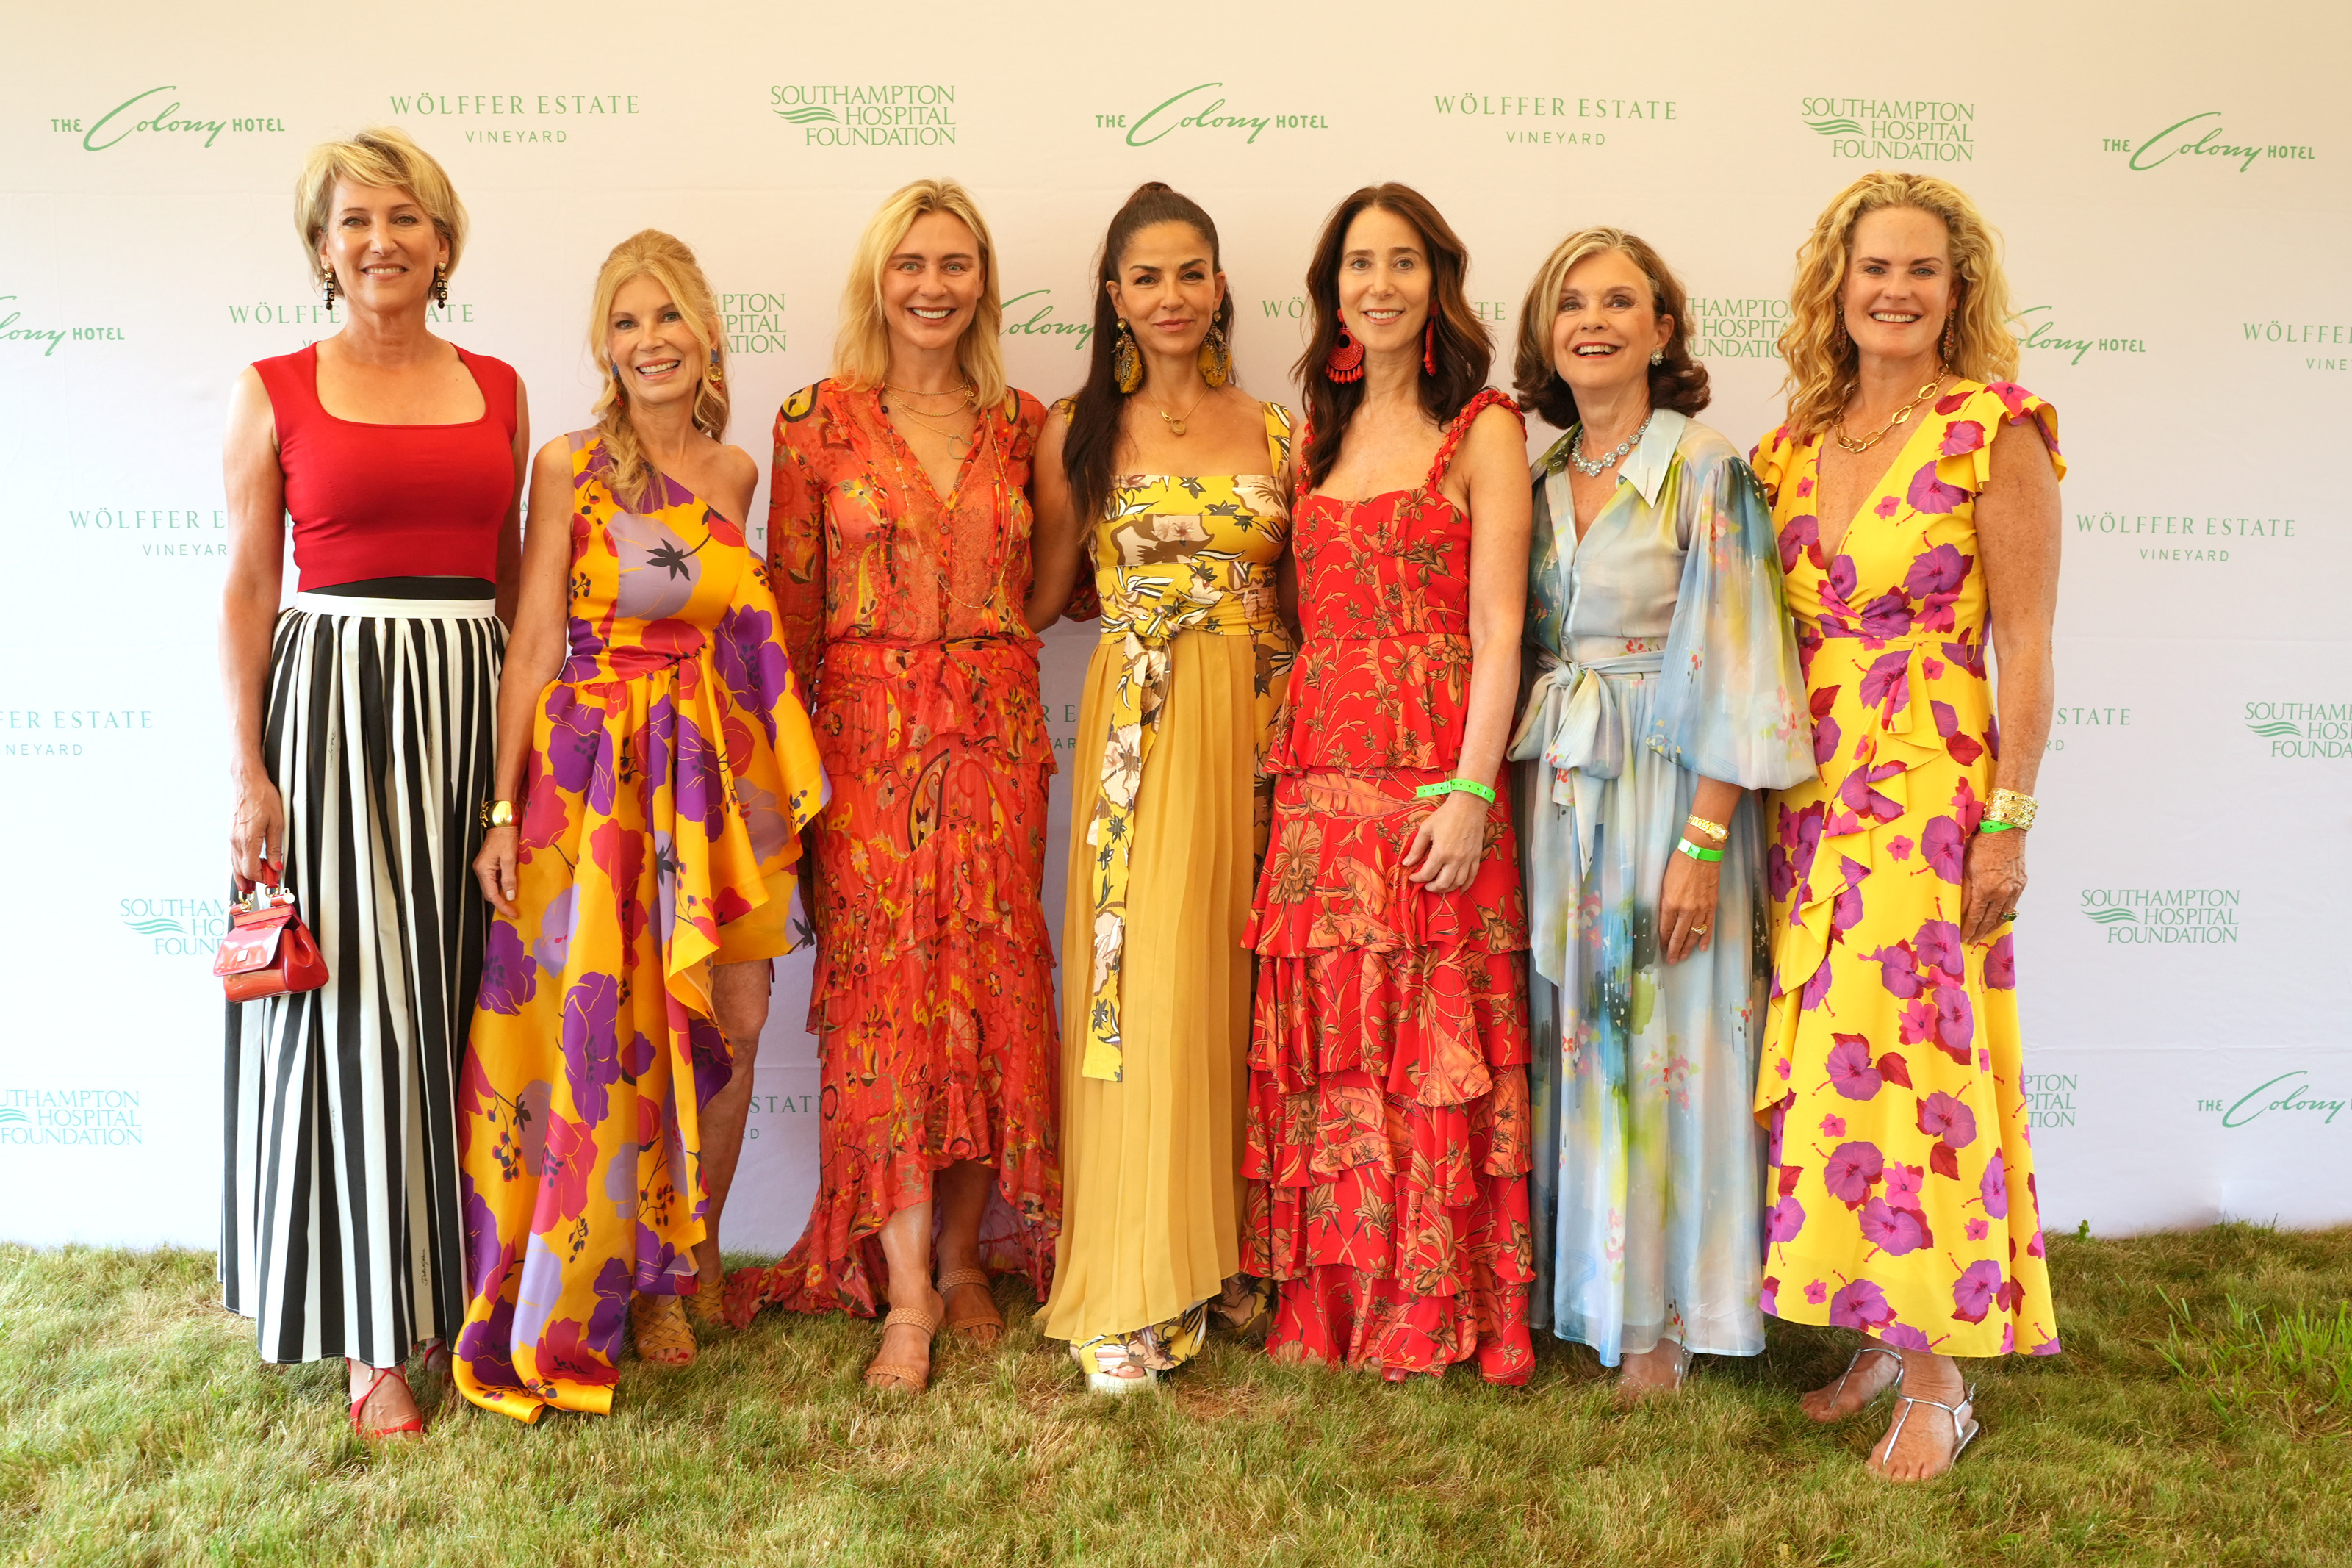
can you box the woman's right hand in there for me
[475,825,521,919]
[228,772,285,893]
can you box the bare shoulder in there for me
[718,442,760,489]
[1988,409,2060,483]
[1461,400,1531,465]
[1035,403,1072,464]
[531,434,576,483]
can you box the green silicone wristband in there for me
[1447,777,1497,805]
[1977,819,2016,833]
[1414,781,1453,799]
[1675,838,1725,863]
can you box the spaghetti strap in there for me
[1425,388,1522,489]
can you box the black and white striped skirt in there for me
[221,592,503,1367]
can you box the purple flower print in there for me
[1766,843,1794,902]
[1822,1141,1885,1205]
[1804,1279,1828,1305]
[1829,1279,1895,1331]
[639,695,677,799]
[1938,419,1986,457]
[531,883,580,979]
[1826,554,1857,607]
[1840,762,1907,825]
[463,1171,506,1302]
[1858,589,1914,641]
[1918,1091,1979,1148]
[1827,1035,1884,1100]
[714,605,791,745]
[1984,933,2016,990]
[561,616,608,682]
[1766,1195,1807,1243]
[1979,1151,2011,1219]
[674,713,727,838]
[588,1254,632,1364]
[561,971,624,1123]
[622,1029,657,1080]
[1813,713,1842,767]
[1880,1322,1933,1351]
[1831,857,1872,937]
[1913,919,1966,979]
[1799,960,1837,1013]
[1921,816,1967,885]
[1932,985,1975,1060]
[1759,1277,1779,1316]
[1777,514,1819,572]
[1931,700,1986,766]
[1860,1199,1929,1256]
[1863,941,1924,1000]
[543,686,607,797]
[1904,542,1969,600]
[479,920,537,1015]
[1952,1259,2005,1324]
[1858,649,1913,718]
[1905,461,1968,515]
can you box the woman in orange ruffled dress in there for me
[1244,184,1536,1384]
[728,180,1061,1392]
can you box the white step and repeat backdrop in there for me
[4,1,2347,1250]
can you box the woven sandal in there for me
[630,1292,697,1367]
[1869,1381,1979,1481]
[937,1268,1004,1347]
[682,1274,727,1339]
[865,1288,946,1393]
[350,1364,425,1441]
[1808,1345,1902,1422]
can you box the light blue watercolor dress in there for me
[1508,409,1812,1364]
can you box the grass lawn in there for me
[3,1225,2348,1567]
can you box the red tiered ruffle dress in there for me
[1242,389,1536,1384]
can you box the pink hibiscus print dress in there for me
[1749,381,2063,1358]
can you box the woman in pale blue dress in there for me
[1506,229,1812,1395]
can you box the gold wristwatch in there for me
[478,799,516,829]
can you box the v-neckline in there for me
[872,388,985,509]
[1812,395,1943,562]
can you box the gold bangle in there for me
[478,799,516,829]
[1685,813,1729,843]
[1984,789,2038,830]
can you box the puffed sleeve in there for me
[765,386,827,683]
[1646,446,1814,789]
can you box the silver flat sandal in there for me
[1873,1379,1980,1478]
[1815,1345,1903,1417]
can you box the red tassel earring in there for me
[1423,318,1438,376]
[1325,309,1364,384]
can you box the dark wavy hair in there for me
[1295,184,1491,492]
[1062,181,1235,529]
[1512,226,1708,431]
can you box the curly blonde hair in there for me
[1777,173,2019,441]
[587,230,730,511]
[833,179,1007,409]
[295,126,467,282]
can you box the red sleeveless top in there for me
[252,342,519,590]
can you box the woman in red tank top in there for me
[1244,184,1539,1385]
[218,127,526,1442]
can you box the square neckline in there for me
[306,342,496,430]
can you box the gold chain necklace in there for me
[885,399,979,455]
[938,414,1010,612]
[1830,364,1947,455]
[885,381,975,409]
[1152,383,1209,437]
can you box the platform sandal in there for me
[937,1267,1004,1348]
[865,1289,946,1393]
[630,1292,697,1367]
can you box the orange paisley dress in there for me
[1244,389,1536,1384]
[730,381,1062,1323]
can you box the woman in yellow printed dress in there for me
[1026,183,1292,1392]
[454,231,826,1420]
[1751,173,2063,1481]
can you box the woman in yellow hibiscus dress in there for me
[453,430,826,1420]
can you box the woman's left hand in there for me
[1659,849,1719,964]
[1960,827,2026,944]
[1403,791,1490,894]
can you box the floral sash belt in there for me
[1079,564,1282,1082]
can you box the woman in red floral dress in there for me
[1245,185,1537,1384]
[726,180,1060,1392]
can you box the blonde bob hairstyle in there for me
[1777,171,2019,441]
[587,229,731,511]
[294,125,468,281]
[832,179,1007,409]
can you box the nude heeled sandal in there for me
[937,1267,1004,1346]
[865,1288,946,1393]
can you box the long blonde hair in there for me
[587,230,730,510]
[1777,172,2019,441]
[833,179,1007,409]
[295,126,467,281]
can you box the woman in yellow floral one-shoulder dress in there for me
[1752,174,2065,1483]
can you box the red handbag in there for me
[214,888,330,1003]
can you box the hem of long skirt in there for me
[731,1174,1057,1325]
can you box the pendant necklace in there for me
[1567,410,1654,478]
[1154,384,1209,437]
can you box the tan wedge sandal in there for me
[937,1268,1004,1348]
[864,1289,946,1392]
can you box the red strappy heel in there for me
[350,1364,425,1441]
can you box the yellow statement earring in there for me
[1198,320,1231,389]
[1112,319,1142,393]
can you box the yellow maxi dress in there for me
[1040,402,1296,1375]
[1751,381,2063,1359]
[453,432,828,1420]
